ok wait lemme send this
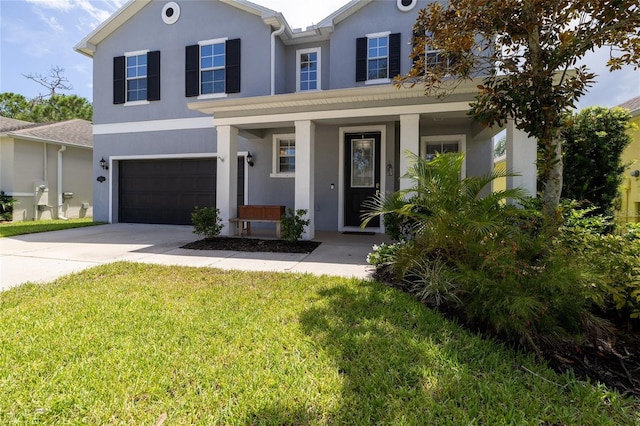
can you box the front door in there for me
[344,132,381,228]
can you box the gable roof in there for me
[75,0,375,54]
[75,0,284,57]
[618,96,640,117]
[1,119,93,148]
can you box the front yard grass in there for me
[0,218,102,238]
[1,262,637,425]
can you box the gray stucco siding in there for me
[92,0,274,126]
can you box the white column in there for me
[216,125,238,236]
[399,114,420,190]
[294,120,315,240]
[506,120,537,196]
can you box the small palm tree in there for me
[361,151,528,267]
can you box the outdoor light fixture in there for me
[387,162,393,176]
[99,157,109,170]
[246,152,254,167]
[631,170,640,178]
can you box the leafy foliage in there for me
[0,191,16,221]
[402,0,640,215]
[0,92,92,122]
[562,106,633,214]
[280,208,310,242]
[191,206,223,239]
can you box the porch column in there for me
[399,114,420,190]
[506,120,537,196]
[294,120,315,240]
[216,125,238,236]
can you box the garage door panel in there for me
[119,158,218,225]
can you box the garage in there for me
[118,158,244,225]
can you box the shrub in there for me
[191,206,223,239]
[0,191,16,221]
[281,208,309,242]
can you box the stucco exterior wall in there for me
[618,114,640,223]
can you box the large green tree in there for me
[562,106,633,213]
[403,0,639,218]
[0,93,92,122]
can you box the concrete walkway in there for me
[0,223,389,291]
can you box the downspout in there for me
[270,23,285,96]
[57,145,68,220]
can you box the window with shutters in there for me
[356,32,401,85]
[113,50,160,105]
[186,38,241,98]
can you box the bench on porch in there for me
[230,205,286,238]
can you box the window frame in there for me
[124,49,150,106]
[420,134,467,178]
[197,37,228,100]
[365,31,391,85]
[296,47,321,92]
[271,133,296,178]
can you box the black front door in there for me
[344,132,381,228]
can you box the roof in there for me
[0,117,41,132]
[618,96,640,116]
[74,0,373,55]
[1,119,93,148]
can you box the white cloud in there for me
[25,0,74,11]
[33,7,64,33]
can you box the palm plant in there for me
[362,151,528,264]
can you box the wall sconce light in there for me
[631,170,640,178]
[246,152,254,167]
[99,157,109,170]
[387,162,393,176]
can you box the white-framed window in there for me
[125,50,149,104]
[296,47,321,92]
[420,134,467,178]
[271,134,295,178]
[367,31,390,83]
[199,38,227,97]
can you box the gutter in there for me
[270,24,286,96]
[57,145,68,220]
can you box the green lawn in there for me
[1,262,637,425]
[0,218,102,238]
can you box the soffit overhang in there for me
[188,80,480,128]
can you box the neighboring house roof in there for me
[74,0,374,55]
[0,117,42,132]
[618,96,640,117]
[1,119,93,149]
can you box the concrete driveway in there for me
[1,223,387,291]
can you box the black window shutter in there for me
[185,44,200,97]
[225,38,241,94]
[355,37,367,82]
[389,33,401,78]
[147,51,161,101]
[412,29,424,67]
[113,56,126,104]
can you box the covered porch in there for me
[189,81,537,240]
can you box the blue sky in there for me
[1,0,638,109]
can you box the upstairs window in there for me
[200,41,225,95]
[113,50,160,105]
[356,32,401,84]
[186,38,241,98]
[297,47,320,92]
[271,134,295,177]
[367,35,388,80]
[126,53,147,102]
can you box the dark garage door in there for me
[119,158,244,225]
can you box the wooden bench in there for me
[230,205,285,238]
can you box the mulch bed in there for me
[372,267,640,399]
[181,237,321,254]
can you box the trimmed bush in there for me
[191,206,223,239]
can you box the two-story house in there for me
[75,0,537,239]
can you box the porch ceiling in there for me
[188,80,482,130]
